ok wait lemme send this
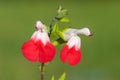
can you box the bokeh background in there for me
[0,0,120,80]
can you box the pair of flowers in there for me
[21,21,91,66]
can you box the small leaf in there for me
[60,18,69,23]
[61,9,68,16]
[59,72,66,80]
[57,5,63,13]
[50,24,59,41]
[51,24,59,33]
[56,14,63,19]
[51,75,54,80]
[56,6,68,20]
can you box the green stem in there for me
[40,63,45,80]
[48,18,56,37]
[41,17,56,80]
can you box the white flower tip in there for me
[35,21,44,30]
[88,33,93,37]
[78,28,92,37]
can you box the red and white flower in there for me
[60,28,91,66]
[21,21,56,63]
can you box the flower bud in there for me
[35,21,44,30]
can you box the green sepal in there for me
[52,38,65,46]
[57,28,70,40]
[57,31,64,40]
[58,72,66,80]
[51,28,70,46]
[44,24,49,33]
[60,17,69,23]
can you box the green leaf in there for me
[60,18,69,23]
[58,72,66,80]
[50,24,59,42]
[51,23,59,33]
[51,75,54,80]
[57,28,70,40]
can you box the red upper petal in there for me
[21,40,39,62]
[60,45,81,66]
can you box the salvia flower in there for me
[21,21,56,63]
[60,28,91,66]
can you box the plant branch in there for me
[48,18,56,37]
[41,16,56,80]
[40,63,45,80]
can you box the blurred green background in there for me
[0,0,120,80]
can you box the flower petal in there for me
[60,45,81,66]
[67,36,81,50]
[76,28,91,36]
[21,21,56,63]
[60,45,69,63]
[35,21,44,30]
[21,40,39,62]
[67,46,81,66]
[31,31,50,45]
[37,41,56,63]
